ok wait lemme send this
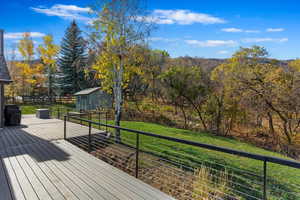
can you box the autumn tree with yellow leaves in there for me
[38,34,59,101]
[211,46,300,146]
[16,32,45,96]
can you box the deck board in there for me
[16,146,66,200]
[0,154,13,200]
[27,144,93,200]
[0,150,26,200]
[0,115,174,200]
[57,140,173,200]
[23,145,79,200]
[10,147,52,200]
[48,141,147,200]
[4,148,39,200]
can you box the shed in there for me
[74,87,112,111]
[0,29,12,128]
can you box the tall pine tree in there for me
[57,20,88,94]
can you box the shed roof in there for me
[74,87,101,96]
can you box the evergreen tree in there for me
[57,20,88,94]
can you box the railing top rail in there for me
[67,115,300,169]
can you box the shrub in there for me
[193,166,234,200]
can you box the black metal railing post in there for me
[64,115,67,140]
[98,111,101,130]
[57,107,60,119]
[135,133,140,178]
[80,112,83,125]
[263,160,267,200]
[88,121,92,153]
[105,112,108,133]
[67,109,70,121]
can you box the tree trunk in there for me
[185,97,207,130]
[48,69,52,103]
[283,121,292,144]
[216,94,224,135]
[264,99,292,144]
[256,114,263,127]
[267,112,276,143]
[179,104,187,128]
[114,59,124,143]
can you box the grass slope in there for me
[104,120,299,199]
[20,104,75,115]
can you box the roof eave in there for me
[0,79,12,84]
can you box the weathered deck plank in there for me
[27,144,94,200]
[43,141,145,200]
[57,140,174,200]
[16,146,66,200]
[34,142,118,200]
[4,148,39,200]
[10,147,52,200]
[0,150,26,200]
[0,154,13,200]
[0,115,174,200]
[23,145,79,200]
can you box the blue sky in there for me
[1,0,300,59]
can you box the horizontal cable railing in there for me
[64,115,300,200]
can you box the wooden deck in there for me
[0,115,174,200]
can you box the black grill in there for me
[4,104,21,126]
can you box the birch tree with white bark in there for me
[90,0,152,142]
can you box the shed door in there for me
[82,96,88,111]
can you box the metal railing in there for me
[64,115,300,200]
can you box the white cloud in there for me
[141,9,226,25]
[217,50,230,54]
[242,37,288,43]
[148,37,178,42]
[244,30,260,33]
[31,4,91,22]
[4,32,46,39]
[51,5,90,12]
[221,28,243,33]
[185,39,237,47]
[266,28,285,32]
[222,28,260,33]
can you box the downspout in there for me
[0,30,4,128]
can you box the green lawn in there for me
[20,104,75,115]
